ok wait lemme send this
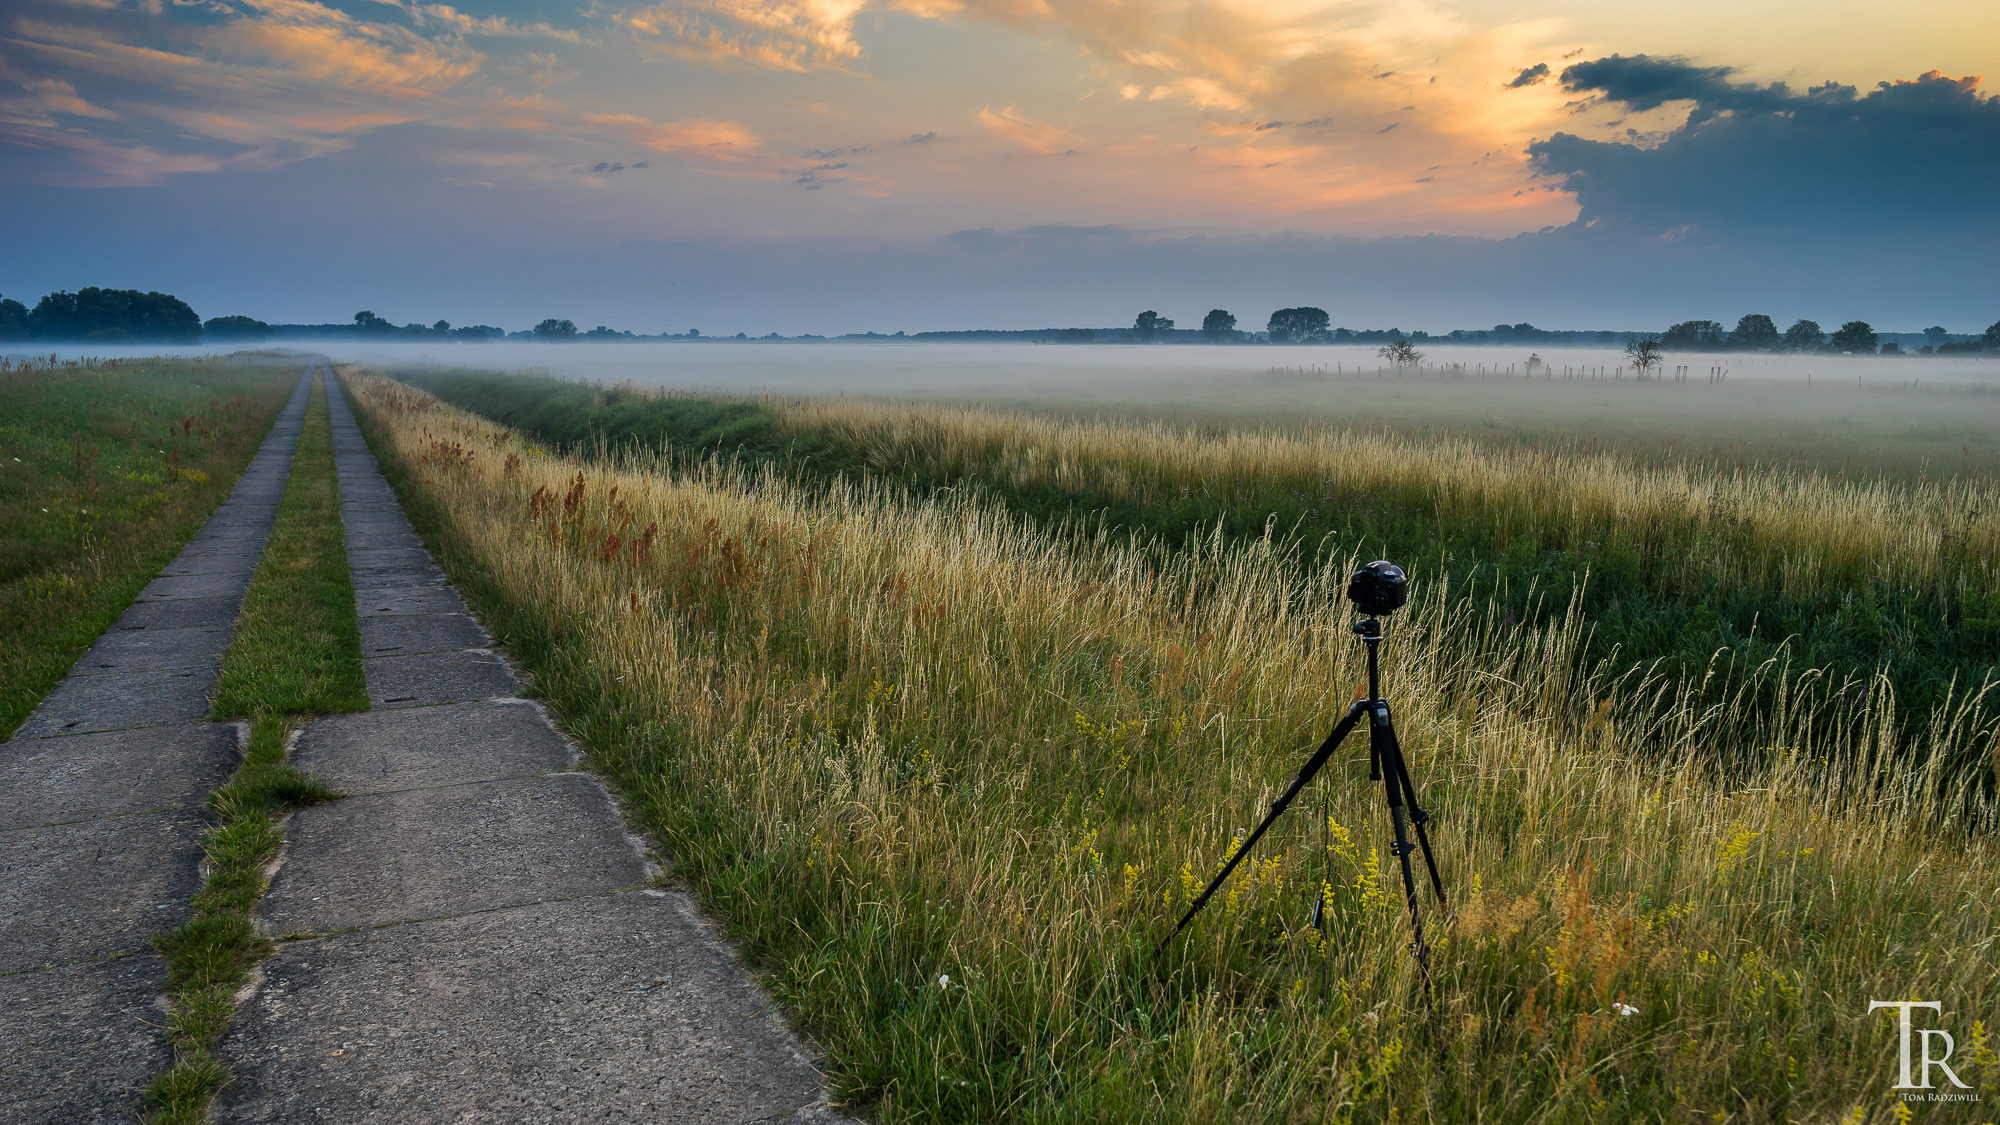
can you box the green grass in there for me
[0,355,296,738]
[208,371,369,719]
[147,372,359,1123]
[398,368,2000,777]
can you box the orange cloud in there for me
[976,104,1083,153]
[615,0,869,72]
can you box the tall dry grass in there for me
[346,370,1997,1123]
[772,396,1999,602]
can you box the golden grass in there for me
[346,369,1997,1123]
[770,395,1999,601]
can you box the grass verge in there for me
[0,355,296,737]
[346,371,1997,1122]
[146,370,360,1123]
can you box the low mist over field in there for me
[24,339,1999,473]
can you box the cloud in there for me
[976,104,1083,154]
[0,0,781,187]
[904,131,935,143]
[613,0,868,72]
[1505,62,1547,89]
[1530,62,2000,240]
[0,76,117,126]
[369,0,586,43]
[1553,53,1789,124]
[212,0,483,96]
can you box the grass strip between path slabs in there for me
[146,369,366,1124]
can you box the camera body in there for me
[1346,560,1409,616]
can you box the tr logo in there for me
[1869,1001,1972,1091]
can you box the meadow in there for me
[0,354,298,736]
[401,368,2000,778]
[342,363,1997,1124]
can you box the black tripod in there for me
[1160,563,1448,1004]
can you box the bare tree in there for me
[1625,336,1664,377]
[1379,339,1423,366]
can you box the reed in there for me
[345,369,1996,1123]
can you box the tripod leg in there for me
[1382,719,1449,918]
[1159,701,1369,952]
[1373,709,1436,1010]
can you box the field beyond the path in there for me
[344,363,1997,1124]
[0,354,298,737]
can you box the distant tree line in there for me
[5,287,1997,354]
[0,288,202,343]
[1654,314,1999,355]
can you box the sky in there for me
[2,0,1997,335]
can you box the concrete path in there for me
[216,364,838,1123]
[0,366,316,1123]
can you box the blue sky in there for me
[2,0,1995,334]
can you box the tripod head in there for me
[1345,560,1408,617]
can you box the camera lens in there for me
[1346,561,1409,615]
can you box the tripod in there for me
[1160,609,1448,1003]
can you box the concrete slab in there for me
[197,512,279,528]
[346,547,435,570]
[136,571,251,602]
[293,700,571,796]
[260,774,648,933]
[157,551,260,576]
[364,650,518,708]
[186,524,271,543]
[0,808,206,972]
[351,565,449,592]
[0,724,236,830]
[176,537,269,558]
[342,517,414,536]
[11,667,215,738]
[358,613,489,656]
[356,586,467,617]
[71,625,232,676]
[111,595,243,632]
[0,955,173,1125]
[219,892,826,1125]
[347,532,421,550]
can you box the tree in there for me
[1782,319,1826,352]
[0,296,28,341]
[1924,326,1948,349]
[1379,340,1423,366]
[1830,320,1877,353]
[434,320,451,333]
[1133,310,1175,342]
[1201,309,1237,342]
[1661,319,1727,350]
[1985,320,2000,349]
[204,315,271,341]
[534,318,578,341]
[1625,336,1664,377]
[1728,314,1780,351]
[1266,307,1330,343]
[25,288,201,342]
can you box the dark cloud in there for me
[1554,54,1789,124]
[1530,62,2000,240]
[904,132,936,144]
[804,147,846,158]
[1505,63,1549,89]
[1255,120,1288,130]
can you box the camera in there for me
[1346,560,1409,616]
